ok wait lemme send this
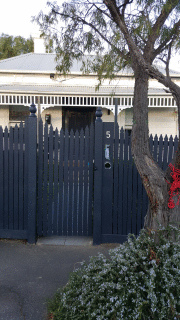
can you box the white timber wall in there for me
[41,106,62,131]
[0,106,9,129]
[148,108,177,137]
[124,107,178,137]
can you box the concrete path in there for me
[0,237,119,320]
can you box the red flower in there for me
[168,201,175,209]
[167,164,180,209]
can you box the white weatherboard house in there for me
[0,40,179,136]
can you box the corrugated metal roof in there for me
[0,53,56,72]
[0,83,169,95]
[0,53,98,73]
[0,53,179,76]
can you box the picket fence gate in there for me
[0,105,178,244]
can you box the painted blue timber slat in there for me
[118,127,124,234]
[158,135,163,168]
[18,122,24,230]
[0,127,3,229]
[127,134,132,234]
[4,127,9,229]
[153,134,158,162]
[48,125,54,235]
[43,122,48,236]
[88,124,94,236]
[24,119,28,230]
[53,128,59,235]
[113,123,119,234]
[14,125,19,230]
[63,129,69,236]
[122,130,128,235]
[163,135,168,170]
[78,129,84,236]
[83,126,89,236]
[27,113,37,244]
[58,128,64,235]
[73,130,79,236]
[68,129,74,236]
[174,136,178,155]
[9,127,14,230]
[93,115,103,245]
[131,162,138,235]
[149,134,153,154]
[137,174,142,234]
[37,119,43,236]
[168,135,174,164]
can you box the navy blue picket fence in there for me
[93,120,178,244]
[37,120,94,238]
[0,106,178,244]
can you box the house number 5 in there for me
[106,131,111,138]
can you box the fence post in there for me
[27,103,37,243]
[93,107,103,245]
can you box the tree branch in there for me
[152,19,180,59]
[119,0,133,17]
[103,0,145,67]
[52,7,128,60]
[86,0,112,20]
[144,0,179,59]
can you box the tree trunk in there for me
[141,65,180,231]
[131,66,173,230]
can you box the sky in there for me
[0,0,180,71]
[0,0,49,38]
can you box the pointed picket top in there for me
[54,127,59,135]
[14,124,19,131]
[174,135,179,151]
[120,126,124,135]
[154,134,158,141]
[85,125,89,136]
[70,128,74,136]
[49,124,53,134]
[149,134,153,153]
[65,128,69,138]
[164,134,168,143]
[159,134,163,143]
[19,121,24,130]
[80,127,84,137]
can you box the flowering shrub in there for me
[48,226,180,320]
[167,163,180,209]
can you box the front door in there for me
[62,107,96,133]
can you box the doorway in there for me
[62,107,96,133]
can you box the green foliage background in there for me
[0,34,34,60]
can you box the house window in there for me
[9,105,29,121]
